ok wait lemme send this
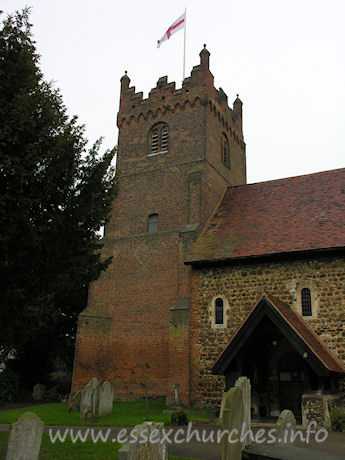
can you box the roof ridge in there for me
[246,167,345,187]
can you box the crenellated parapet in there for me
[117,45,244,149]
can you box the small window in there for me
[301,288,312,316]
[148,124,169,155]
[215,298,224,325]
[221,134,230,168]
[148,214,158,233]
[210,295,229,328]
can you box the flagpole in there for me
[183,7,186,81]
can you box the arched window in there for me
[210,295,229,328]
[301,288,312,316]
[151,129,159,154]
[148,214,158,233]
[161,126,169,151]
[149,124,169,155]
[221,133,230,168]
[215,298,224,325]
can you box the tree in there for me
[0,8,118,391]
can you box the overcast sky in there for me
[2,0,345,183]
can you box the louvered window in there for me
[215,298,224,325]
[149,124,169,155]
[301,288,312,316]
[151,129,159,153]
[161,126,169,151]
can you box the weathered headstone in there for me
[221,387,243,460]
[235,376,251,447]
[80,383,94,420]
[126,421,168,459]
[219,392,227,422]
[274,409,296,447]
[98,381,114,416]
[5,412,44,460]
[32,384,45,401]
[173,379,181,407]
[68,391,81,412]
[88,377,100,415]
[118,443,129,460]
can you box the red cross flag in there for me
[157,12,186,48]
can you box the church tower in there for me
[71,46,246,404]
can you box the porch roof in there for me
[212,293,345,377]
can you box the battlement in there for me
[117,46,244,142]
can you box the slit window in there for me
[221,134,230,168]
[215,298,224,325]
[148,214,159,233]
[301,288,312,316]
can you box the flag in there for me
[157,12,185,48]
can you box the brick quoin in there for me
[71,46,246,404]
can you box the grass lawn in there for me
[0,401,212,459]
[0,400,218,427]
[0,431,202,459]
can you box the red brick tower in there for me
[71,46,246,404]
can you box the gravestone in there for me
[88,377,100,415]
[219,392,227,422]
[221,387,243,460]
[125,421,168,459]
[274,409,296,447]
[173,379,182,407]
[118,443,129,460]
[235,376,251,447]
[5,412,44,460]
[80,383,94,420]
[68,391,81,412]
[32,384,45,401]
[98,381,114,416]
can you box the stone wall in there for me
[190,254,345,406]
[302,394,344,427]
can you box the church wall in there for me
[190,254,345,406]
[72,229,179,397]
[71,88,210,399]
[71,48,248,403]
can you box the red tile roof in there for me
[263,293,345,374]
[213,293,345,375]
[186,168,345,264]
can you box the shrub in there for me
[330,407,345,432]
[49,359,72,395]
[171,410,188,426]
[0,367,20,403]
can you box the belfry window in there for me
[151,129,159,153]
[161,126,169,151]
[215,298,224,325]
[149,124,169,155]
[301,288,312,316]
[148,214,159,233]
[221,134,230,168]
